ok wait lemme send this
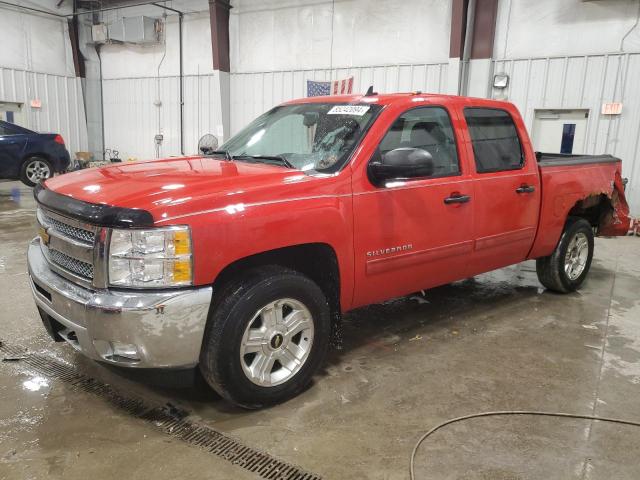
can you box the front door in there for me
[351,105,474,308]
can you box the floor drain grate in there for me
[0,341,322,480]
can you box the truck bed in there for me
[536,152,620,167]
[527,152,630,259]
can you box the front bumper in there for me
[27,238,212,369]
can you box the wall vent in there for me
[108,16,160,44]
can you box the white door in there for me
[0,102,24,126]
[531,109,589,154]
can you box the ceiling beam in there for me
[470,0,498,60]
[209,0,231,72]
[449,0,468,59]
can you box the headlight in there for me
[108,226,193,288]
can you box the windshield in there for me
[218,102,381,173]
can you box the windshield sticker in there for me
[327,105,370,116]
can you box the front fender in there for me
[176,194,355,310]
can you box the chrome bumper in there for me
[27,238,212,369]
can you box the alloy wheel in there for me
[564,232,589,281]
[26,160,51,183]
[239,298,314,387]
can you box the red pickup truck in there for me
[28,93,630,408]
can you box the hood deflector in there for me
[34,183,155,228]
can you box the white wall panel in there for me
[0,8,74,77]
[230,0,452,72]
[103,72,225,162]
[494,0,640,59]
[99,10,229,162]
[493,52,640,215]
[0,6,87,156]
[230,63,448,134]
[0,66,88,156]
[100,12,215,79]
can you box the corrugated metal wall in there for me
[492,52,640,214]
[0,67,88,156]
[230,62,449,134]
[103,73,224,161]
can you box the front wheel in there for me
[199,266,331,408]
[536,217,594,293]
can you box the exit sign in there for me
[601,102,622,115]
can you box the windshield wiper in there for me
[233,155,296,169]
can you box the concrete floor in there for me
[1,179,640,480]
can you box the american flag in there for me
[307,76,354,97]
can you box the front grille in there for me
[37,207,98,285]
[49,248,94,280]
[44,214,95,244]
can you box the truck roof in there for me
[284,92,515,109]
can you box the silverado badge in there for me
[366,244,413,257]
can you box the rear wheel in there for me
[20,156,52,187]
[536,217,594,293]
[199,266,331,408]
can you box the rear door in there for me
[351,104,474,308]
[461,106,540,274]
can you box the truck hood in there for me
[44,156,316,222]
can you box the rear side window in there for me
[464,108,524,173]
[379,106,460,177]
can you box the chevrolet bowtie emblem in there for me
[38,226,50,246]
[270,334,284,349]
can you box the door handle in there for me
[444,194,471,204]
[516,185,536,194]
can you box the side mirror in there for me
[368,147,434,186]
[198,134,219,155]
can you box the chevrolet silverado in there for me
[28,93,631,408]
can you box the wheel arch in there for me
[22,152,52,163]
[567,194,615,233]
[211,242,342,321]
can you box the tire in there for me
[20,156,53,187]
[199,266,331,409]
[536,217,594,293]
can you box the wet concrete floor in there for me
[1,179,639,479]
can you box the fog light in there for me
[111,342,140,360]
[94,340,141,363]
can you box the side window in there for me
[464,108,524,173]
[379,107,460,177]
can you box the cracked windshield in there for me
[217,103,381,173]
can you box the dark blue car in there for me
[0,120,71,186]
